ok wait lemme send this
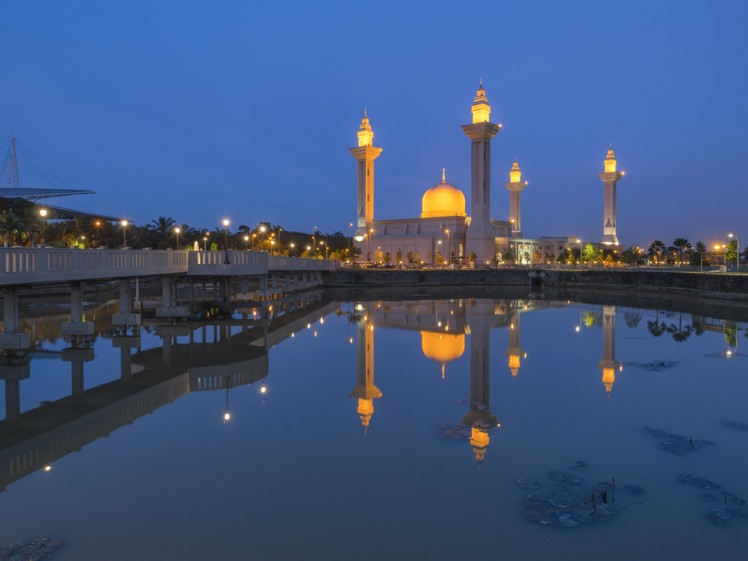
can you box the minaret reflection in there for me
[463,299,498,464]
[598,305,623,394]
[349,312,381,432]
[504,311,526,378]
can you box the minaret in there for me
[504,311,526,378]
[463,299,498,464]
[598,146,624,246]
[349,313,382,432]
[349,111,382,243]
[504,160,528,238]
[597,305,623,394]
[462,81,501,263]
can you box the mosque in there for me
[350,82,624,265]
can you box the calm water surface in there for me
[1,294,747,560]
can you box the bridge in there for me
[0,296,335,491]
[0,248,337,351]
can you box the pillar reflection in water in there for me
[505,311,526,378]
[598,305,623,394]
[463,299,498,464]
[350,312,381,432]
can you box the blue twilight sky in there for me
[1,0,746,247]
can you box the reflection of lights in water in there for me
[44,465,52,472]
[260,385,267,394]
[223,412,231,422]
[291,333,295,338]
[575,325,580,332]
[320,318,324,324]
[349,337,353,344]
[314,331,318,337]
[307,323,311,329]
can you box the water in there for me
[1,294,747,560]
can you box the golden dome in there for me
[421,169,467,218]
[421,331,465,371]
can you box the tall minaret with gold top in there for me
[597,305,623,394]
[349,111,382,244]
[462,81,501,263]
[598,145,624,246]
[349,312,382,432]
[505,160,528,238]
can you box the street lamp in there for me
[444,228,450,266]
[94,220,101,248]
[203,233,209,251]
[576,239,582,266]
[437,240,443,266]
[270,239,276,255]
[222,218,230,250]
[244,234,249,250]
[290,242,295,256]
[728,233,740,273]
[121,220,128,249]
[174,226,181,249]
[39,208,48,246]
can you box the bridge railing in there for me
[187,250,268,275]
[268,255,338,271]
[0,248,188,286]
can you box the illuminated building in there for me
[350,83,624,265]
[598,146,624,246]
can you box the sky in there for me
[1,0,747,248]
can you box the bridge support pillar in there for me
[0,361,30,421]
[62,283,95,338]
[113,334,140,379]
[260,275,268,301]
[156,276,189,320]
[62,347,95,399]
[5,379,21,421]
[113,278,141,330]
[0,287,31,351]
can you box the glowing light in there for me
[223,412,231,422]
[349,337,354,344]
[260,385,267,394]
[314,331,318,337]
[44,465,52,472]
[39,209,48,218]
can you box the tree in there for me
[621,246,644,266]
[582,243,597,263]
[725,239,738,265]
[147,216,177,249]
[672,238,691,265]
[648,240,666,264]
[692,241,707,266]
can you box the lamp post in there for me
[244,235,249,250]
[203,234,209,251]
[251,233,256,249]
[270,239,276,255]
[290,242,295,256]
[39,208,48,246]
[728,233,740,273]
[94,220,101,248]
[444,228,450,266]
[259,225,267,251]
[576,239,582,267]
[121,220,128,249]
[222,218,230,250]
[174,226,181,249]
[369,228,374,262]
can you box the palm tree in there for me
[673,238,690,266]
[148,216,177,249]
[648,240,666,265]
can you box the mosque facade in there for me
[350,83,624,265]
